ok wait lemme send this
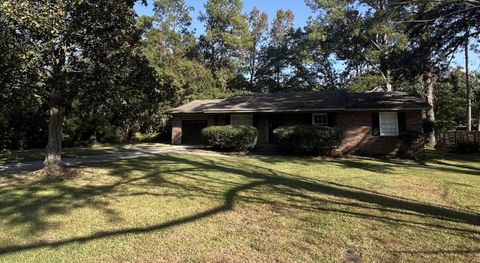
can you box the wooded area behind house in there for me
[1,0,479,172]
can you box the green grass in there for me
[0,151,479,262]
[0,144,133,165]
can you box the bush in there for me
[455,141,479,153]
[131,132,161,143]
[273,125,340,156]
[201,125,258,151]
[399,130,425,161]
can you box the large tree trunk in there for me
[423,69,436,147]
[43,106,63,173]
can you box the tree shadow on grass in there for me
[0,153,479,256]
[329,153,480,177]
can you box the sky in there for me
[134,0,313,33]
[134,0,479,71]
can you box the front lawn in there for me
[0,152,479,262]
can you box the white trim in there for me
[379,112,399,136]
[312,113,328,126]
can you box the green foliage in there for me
[140,0,227,111]
[348,74,386,93]
[404,1,480,66]
[270,9,295,46]
[273,125,340,156]
[257,9,295,92]
[201,125,258,151]
[145,55,224,107]
[199,0,251,89]
[307,0,410,91]
[434,69,469,131]
[131,132,161,143]
[0,0,160,153]
[432,69,480,132]
[246,7,268,87]
[256,12,339,93]
[145,0,196,57]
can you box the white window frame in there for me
[379,112,399,136]
[230,114,253,126]
[312,113,328,126]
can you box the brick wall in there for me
[337,111,423,155]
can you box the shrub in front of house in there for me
[131,132,161,143]
[273,125,340,156]
[399,130,425,161]
[201,125,258,151]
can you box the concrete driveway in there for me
[0,144,218,174]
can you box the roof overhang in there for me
[170,107,429,114]
[203,108,346,113]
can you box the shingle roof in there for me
[169,90,430,114]
[346,92,430,110]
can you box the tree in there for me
[465,35,472,131]
[302,21,341,90]
[199,0,251,90]
[140,0,225,107]
[255,8,339,92]
[247,7,268,89]
[400,0,480,135]
[266,9,295,91]
[398,12,438,146]
[476,71,480,131]
[306,0,409,91]
[1,0,148,173]
[270,9,295,46]
[435,69,469,131]
[149,0,195,57]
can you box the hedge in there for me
[201,125,258,151]
[273,125,340,156]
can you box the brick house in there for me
[169,90,430,155]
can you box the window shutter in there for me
[371,113,380,136]
[327,113,337,127]
[398,112,407,133]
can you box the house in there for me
[169,90,430,155]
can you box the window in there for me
[230,114,253,126]
[312,113,328,126]
[379,112,399,136]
